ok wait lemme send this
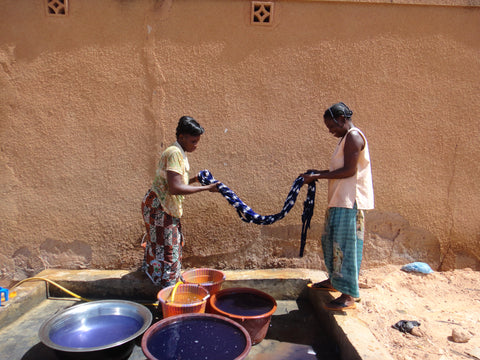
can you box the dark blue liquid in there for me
[50,315,142,348]
[216,293,274,316]
[147,317,247,360]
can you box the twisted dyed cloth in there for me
[197,170,316,257]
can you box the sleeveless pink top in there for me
[327,127,374,210]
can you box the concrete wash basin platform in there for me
[0,269,393,360]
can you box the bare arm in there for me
[167,171,218,195]
[323,130,364,179]
[301,130,365,183]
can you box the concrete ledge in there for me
[0,268,323,330]
[0,269,393,360]
[31,268,325,301]
[308,289,395,360]
[36,269,160,301]
[0,280,47,329]
[222,268,323,300]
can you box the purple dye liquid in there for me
[50,315,142,348]
[147,317,247,360]
[215,293,274,316]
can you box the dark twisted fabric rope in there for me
[198,170,316,257]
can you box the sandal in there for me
[307,280,339,292]
[324,298,356,311]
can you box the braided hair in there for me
[324,102,353,125]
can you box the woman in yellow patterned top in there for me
[141,116,218,287]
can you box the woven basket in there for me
[157,283,209,318]
[181,268,226,295]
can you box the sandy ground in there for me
[1,266,479,360]
[354,265,480,360]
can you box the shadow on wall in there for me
[256,214,447,271]
[184,223,324,271]
[183,212,454,272]
[9,239,92,280]
[453,249,480,271]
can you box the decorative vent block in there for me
[251,2,274,26]
[46,0,68,16]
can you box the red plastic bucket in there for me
[208,287,277,345]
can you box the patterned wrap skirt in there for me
[321,203,365,298]
[141,188,183,288]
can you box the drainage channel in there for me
[0,298,340,360]
[253,299,340,360]
[0,269,353,360]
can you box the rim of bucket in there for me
[181,268,226,283]
[209,287,278,320]
[141,313,252,360]
[157,283,210,306]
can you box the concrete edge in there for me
[0,280,47,328]
[30,268,326,301]
[308,289,395,360]
[0,268,394,360]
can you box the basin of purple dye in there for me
[49,314,141,348]
[209,287,277,345]
[213,292,275,316]
[38,300,152,360]
[141,313,251,360]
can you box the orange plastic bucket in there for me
[208,287,277,345]
[181,268,226,295]
[157,283,210,318]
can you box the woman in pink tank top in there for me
[301,102,374,311]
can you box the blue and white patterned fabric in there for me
[198,170,316,257]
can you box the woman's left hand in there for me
[300,173,317,184]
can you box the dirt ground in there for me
[354,265,480,360]
[1,266,479,360]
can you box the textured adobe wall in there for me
[0,0,479,281]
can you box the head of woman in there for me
[176,116,205,152]
[323,102,353,137]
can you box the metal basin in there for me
[38,300,152,360]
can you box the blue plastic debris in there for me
[401,262,434,274]
[0,287,8,306]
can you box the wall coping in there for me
[287,0,480,7]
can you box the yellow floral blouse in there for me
[151,142,190,218]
